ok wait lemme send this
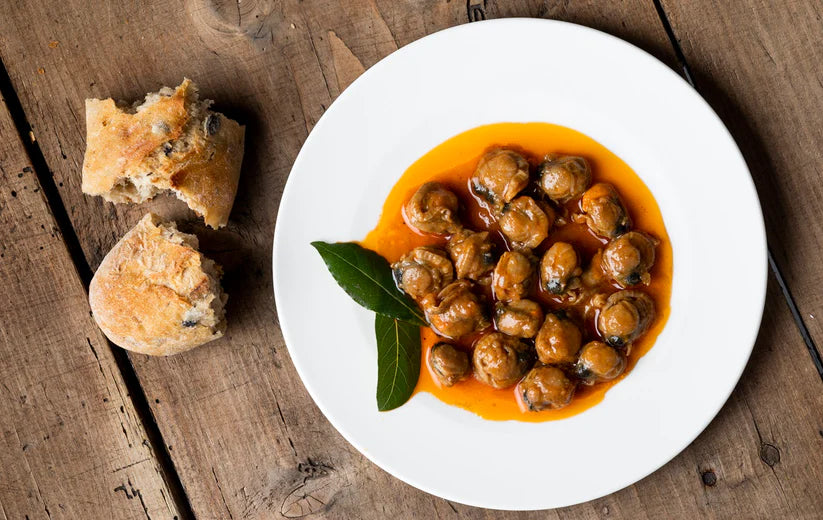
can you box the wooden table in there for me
[1,1,822,518]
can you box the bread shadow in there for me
[165,74,304,342]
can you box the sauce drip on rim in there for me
[362,122,672,422]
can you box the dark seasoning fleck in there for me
[205,113,221,136]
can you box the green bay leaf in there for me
[311,241,426,326]
[374,314,421,411]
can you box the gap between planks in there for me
[0,56,197,520]
[651,0,823,383]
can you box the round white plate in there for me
[273,18,766,510]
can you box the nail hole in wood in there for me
[466,0,486,22]
[759,443,780,467]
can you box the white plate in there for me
[272,19,766,510]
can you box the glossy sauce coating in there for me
[361,122,672,422]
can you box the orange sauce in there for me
[361,122,672,421]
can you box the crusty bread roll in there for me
[81,78,245,228]
[89,213,227,355]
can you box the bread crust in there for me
[89,213,227,356]
[81,79,245,228]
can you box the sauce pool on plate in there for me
[362,122,672,422]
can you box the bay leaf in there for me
[375,314,421,411]
[311,241,426,326]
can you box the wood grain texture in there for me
[0,0,822,518]
[0,98,180,517]
[658,0,823,358]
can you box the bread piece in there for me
[81,79,245,228]
[89,213,228,355]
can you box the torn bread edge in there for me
[81,79,245,228]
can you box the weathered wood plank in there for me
[658,0,823,360]
[0,0,821,518]
[0,96,180,517]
